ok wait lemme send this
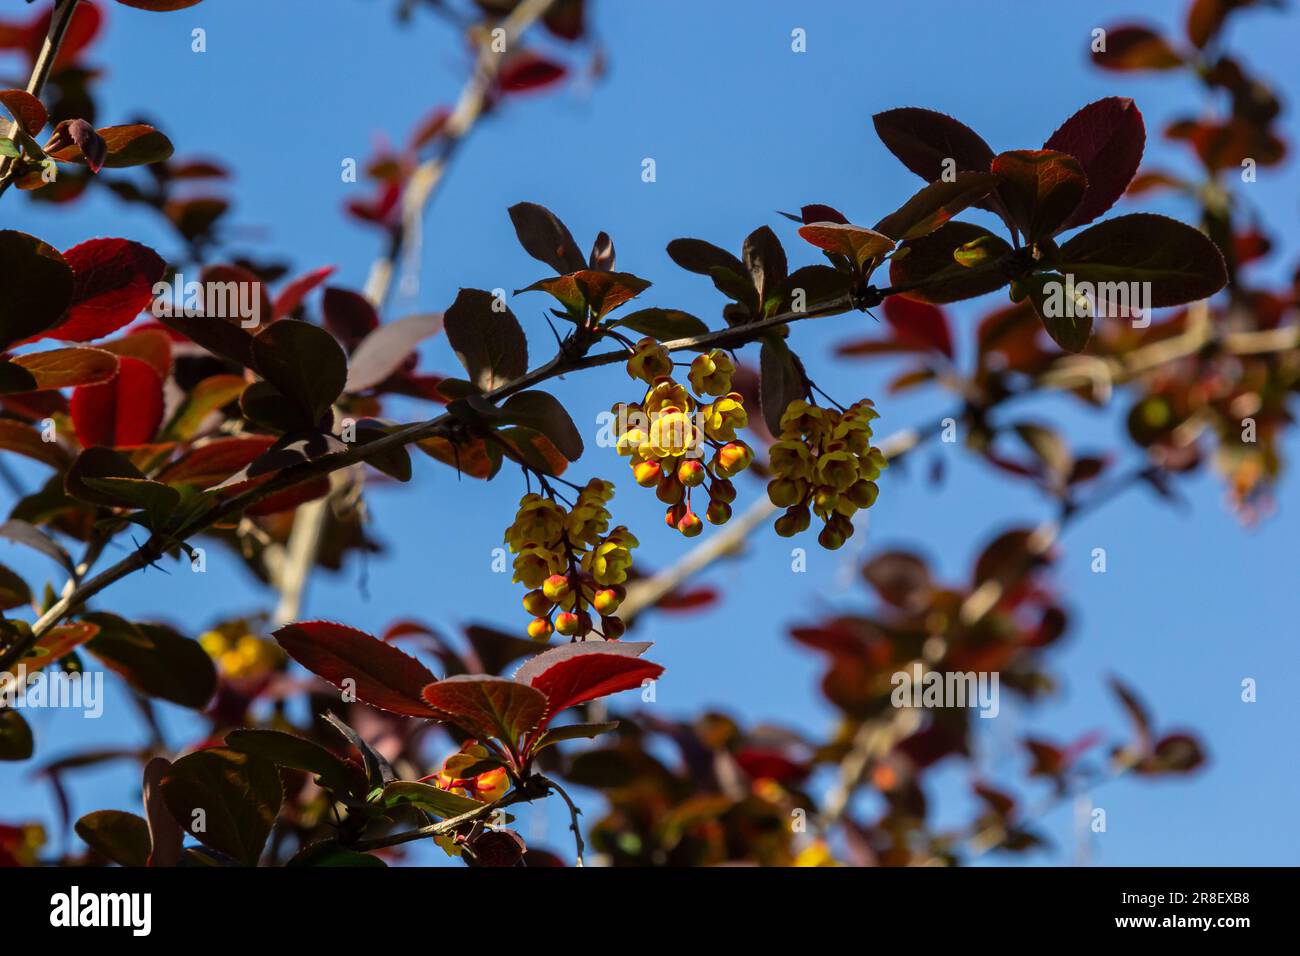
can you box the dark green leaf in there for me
[759,339,805,436]
[74,810,151,866]
[443,289,528,392]
[83,613,218,709]
[499,390,583,461]
[0,709,33,761]
[250,319,348,426]
[1056,213,1228,307]
[507,202,587,274]
[888,221,1012,304]
[159,747,283,867]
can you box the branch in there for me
[0,0,82,197]
[269,0,561,625]
[536,773,585,866]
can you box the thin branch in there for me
[0,0,82,197]
[269,0,561,625]
[536,773,585,866]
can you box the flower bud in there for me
[527,617,554,641]
[601,616,627,640]
[542,574,573,603]
[767,477,803,508]
[705,500,732,525]
[633,459,662,487]
[710,478,737,503]
[846,479,879,509]
[522,589,552,617]
[677,458,707,487]
[676,510,704,537]
[656,474,685,504]
[774,505,811,537]
[593,587,624,615]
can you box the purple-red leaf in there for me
[1044,98,1146,232]
[421,675,548,745]
[990,150,1087,243]
[273,621,440,718]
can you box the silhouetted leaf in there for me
[443,289,528,392]
[160,747,283,867]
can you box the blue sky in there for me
[2,0,1298,865]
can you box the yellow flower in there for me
[584,531,636,585]
[769,439,814,481]
[512,545,563,589]
[647,407,700,458]
[688,349,735,396]
[616,427,649,458]
[567,502,611,547]
[625,337,673,383]
[778,400,829,440]
[817,447,861,492]
[702,393,747,441]
[505,494,565,552]
[643,379,693,417]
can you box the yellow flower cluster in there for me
[504,479,638,642]
[199,624,284,679]
[767,399,886,549]
[612,339,754,537]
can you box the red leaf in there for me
[990,149,1087,243]
[272,621,439,718]
[157,435,277,488]
[244,476,330,517]
[514,641,662,730]
[0,89,47,135]
[273,265,336,321]
[882,296,954,358]
[872,108,995,183]
[42,239,167,343]
[1091,25,1184,72]
[498,52,568,94]
[70,356,163,448]
[321,287,379,350]
[1044,98,1145,232]
[421,676,548,745]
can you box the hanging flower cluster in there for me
[767,399,887,549]
[611,338,754,537]
[504,480,638,641]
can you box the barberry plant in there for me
[0,0,1288,869]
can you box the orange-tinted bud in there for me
[554,611,584,636]
[677,510,704,537]
[713,441,753,477]
[633,459,662,487]
[522,589,552,616]
[665,502,688,527]
[542,574,573,602]
[527,617,554,641]
[593,587,623,615]
[677,458,706,487]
